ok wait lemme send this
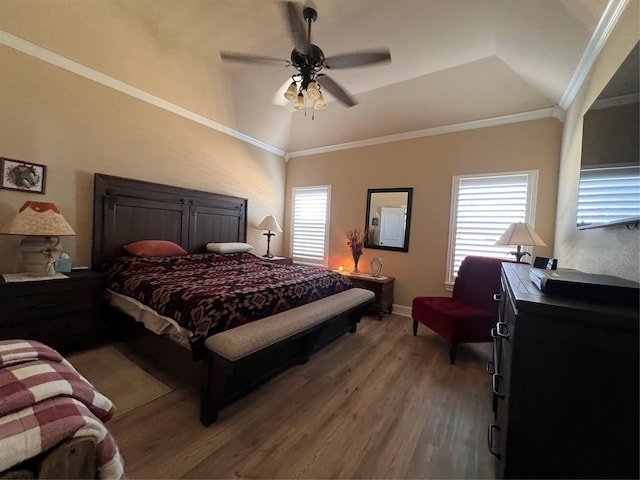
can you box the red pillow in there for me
[123,240,187,257]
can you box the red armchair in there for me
[412,256,506,364]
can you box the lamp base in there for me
[20,236,62,276]
[262,230,275,259]
[508,249,531,263]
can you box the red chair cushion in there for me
[412,296,496,344]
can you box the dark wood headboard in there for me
[92,174,247,269]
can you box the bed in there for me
[92,173,373,425]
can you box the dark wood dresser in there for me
[0,270,103,352]
[489,262,639,478]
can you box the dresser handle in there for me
[496,322,510,339]
[491,327,498,339]
[486,360,495,375]
[492,293,502,302]
[492,373,505,398]
[487,424,502,458]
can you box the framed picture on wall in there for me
[0,158,47,194]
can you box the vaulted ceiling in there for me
[0,0,613,155]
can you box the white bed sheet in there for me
[105,289,192,348]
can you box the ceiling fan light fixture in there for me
[220,2,391,113]
[294,93,305,110]
[314,92,327,109]
[306,81,320,101]
[284,81,298,101]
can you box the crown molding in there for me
[0,30,286,158]
[286,107,557,159]
[558,0,630,110]
[1,27,591,162]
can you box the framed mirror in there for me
[364,187,413,252]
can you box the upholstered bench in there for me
[200,288,375,425]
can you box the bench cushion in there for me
[205,288,374,361]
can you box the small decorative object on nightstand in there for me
[0,269,103,351]
[346,228,364,273]
[370,256,383,277]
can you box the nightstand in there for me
[0,270,103,351]
[342,273,394,319]
[260,256,293,265]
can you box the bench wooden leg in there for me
[449,345,457,365]
[200,356,231,426]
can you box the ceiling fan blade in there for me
[220,51,290,67]
[324,50,392,69]
[317,74,358,107]
[281,1,310,55]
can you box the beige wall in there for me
[555,1,640,282]
[4,0,635,313]
[286,118,561,311]
[0,45,286,273]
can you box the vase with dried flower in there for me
[347,228,364,273]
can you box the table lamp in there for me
[0,201,76,276]
[256,215,283,258]
[495,222,547,262]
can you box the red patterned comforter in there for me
[104,253,353,357]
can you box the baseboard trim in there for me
[392,304,412,318]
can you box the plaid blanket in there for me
[0,340,125,479]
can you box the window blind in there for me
[291,186,330,266]
[577,166,640,227]
[447,171,537,283]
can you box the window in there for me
[446,170,539,285]
[577,165,640,228]
[291,185,331,266]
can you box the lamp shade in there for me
[0,201,76,236]
[256,215,283,233]
[306,81,320,101]
[284,81,298,101]
[314,92,327,110]
[495,222,546,247]
[294,93,305,110]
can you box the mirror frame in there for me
[364,187,413,252]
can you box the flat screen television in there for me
[577,41,639,230]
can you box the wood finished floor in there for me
[106,315,495,479]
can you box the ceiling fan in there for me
[220,1,391,110]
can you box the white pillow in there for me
[206,242,253,253]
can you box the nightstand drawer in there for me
[0,312,93,347]
[0,287,94,322]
